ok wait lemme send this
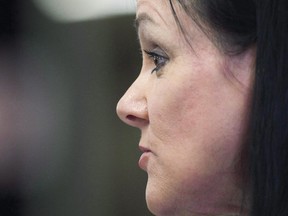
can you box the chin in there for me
[145,179,179,216]
[144,176,244,216]
[146,197,175,216]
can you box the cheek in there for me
[144,61,252,215]
[148,78,199,137]
[148,71,250,172]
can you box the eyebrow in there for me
[134,13,156,34]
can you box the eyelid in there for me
[143,48,169,74]
[144,50,162,61]
[144,47,169,59]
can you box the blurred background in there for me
[0,0,153,215]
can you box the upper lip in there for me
[139,145,151,153]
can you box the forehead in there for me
[136,0,188,22]
[135,0,187,37]
[135,0,202,48]
[136,0,171,24]
[135,0,173,38]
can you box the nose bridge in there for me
[116,73,148,127]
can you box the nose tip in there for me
[116,95,149,128]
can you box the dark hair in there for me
[172,0,288,215]
[173,0,256,54]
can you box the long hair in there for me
[173,0,288,215]
[250,0,288,215]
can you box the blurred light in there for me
[32,0,136,22]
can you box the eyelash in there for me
[144,50,169,74]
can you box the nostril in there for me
[127,115,137,121]
[126,114,149,127]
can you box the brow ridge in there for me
[134,12,156,33]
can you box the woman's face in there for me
[117,0,254,215]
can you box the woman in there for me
[117,0,288,215]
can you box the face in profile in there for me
[117,0,255,215]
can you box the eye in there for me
[144,49,169,74]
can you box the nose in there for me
[116,76,149,128]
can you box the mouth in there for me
[138,146,152,171]
[139,146,151,153]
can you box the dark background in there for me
[0,0,153,215]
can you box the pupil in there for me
[154,57,159,65]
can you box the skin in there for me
[117,0,255,215]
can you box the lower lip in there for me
[138,152,151,171]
